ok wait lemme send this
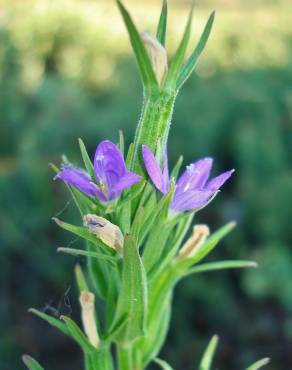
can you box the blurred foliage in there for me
[0,0,292,369]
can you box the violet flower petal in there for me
[171,189,214,212]
[176,158,213,193]
[94,140,127,191]
[110,172,141,199]
[142,145,169,194]
[55,167,106,200]
[206,169,235,191]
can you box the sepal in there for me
[22,355,45,370]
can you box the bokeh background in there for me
[1,0,292,369]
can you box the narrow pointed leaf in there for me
[58,247,116,264]
[117,0,158,90]
[61,315,97,354]
[176,221,236,270]
[104,314,129,341]
[118,130,125,156]
[22,355,44,370]
[156,0,168,46]
[177,11,215,89]
[29,309,69,336]
[199,335,219,370]
[171,155,183,180]
[165,1,194,89]
[112,235,147,343]
[185,260,257,277]
[78,138,95,180]
[154,358,174,370]
[75,264,89,292]
[245,358,270,370]
[53,218,112,253]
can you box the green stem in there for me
[117,345,143,370]
[131,89,176,175]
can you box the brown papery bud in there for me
[83,214,124,254]
[141,32,168,86]
[79,292,99,348]
[179,224,210,259]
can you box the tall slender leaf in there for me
[117,0,158,90]
[22,355,45,370]
[78,138,95,179]
[58,247,116,264]
[112,235,147,343]
[177,11,215,89]
[29,309,69,336]
[184,260,257,276]
[245,358,270,370]
[156,0,168,46]
[199,335,219,370]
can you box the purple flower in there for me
[55,140,141,202]
[142,145,234,213]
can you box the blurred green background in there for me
[1,0,292,369]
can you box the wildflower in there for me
[79,291,100,348]
[83,214,124,254]
[141,32,168,86]
[55,140,141,202]
[179,224,210,258]
[142,145,234,212]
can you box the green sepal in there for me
[164,1,194,90]
[154,358,174,370]
[171,155,183,180]
[75,264,89,292]
[61,315,97,354]
[29,308,69,336]
[156,0,168,46]
[177,11,215,90]
[78,138,95,180]
[111,235,148,344]
[104,314,129,342]
[199,335,219,370]
[245,358,270,370]
[118,130,125,156]
[57,247,116,265]
[22,355,45,370]
[184,260,258,277]
[117,0,159,91]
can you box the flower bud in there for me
[179,224,210,258]
[79,291,99,348]
[141,32,168,86]
[83,214,124,254]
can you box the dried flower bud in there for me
[83,214,124,254]
[79,291,99,348]
[141,32,168,86]
[179,224,210,258]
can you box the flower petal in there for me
[177,157,213,193]
[55,167,105,200]
[142,145,168,194]
[206,169,234,191]
[94,140,127,190]
[162,150,170,193]
[109,172,141,199]
[171,189,214,212]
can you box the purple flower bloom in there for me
[55,140,141,202]
[142,145,234,213]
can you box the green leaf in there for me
[245,358,270,370]
[58,247,116,264]
[104,314,129,342]
[164,1,194,89]
[156,0,168,46]
[75,264,89,292]
[78,138,95,180]
[177,11,215,89]
[176,221,236,270]
[185,260,258,276]
[117,0,159,90]
[53,218,112,254]
[171,155,183,180]
[61,315,97,354]
[199,335,219,370]
[154,358,174,370]
[29,308,69,336]
[112,235,147,344]
[22,355,44,370]
[118,130,125,156]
